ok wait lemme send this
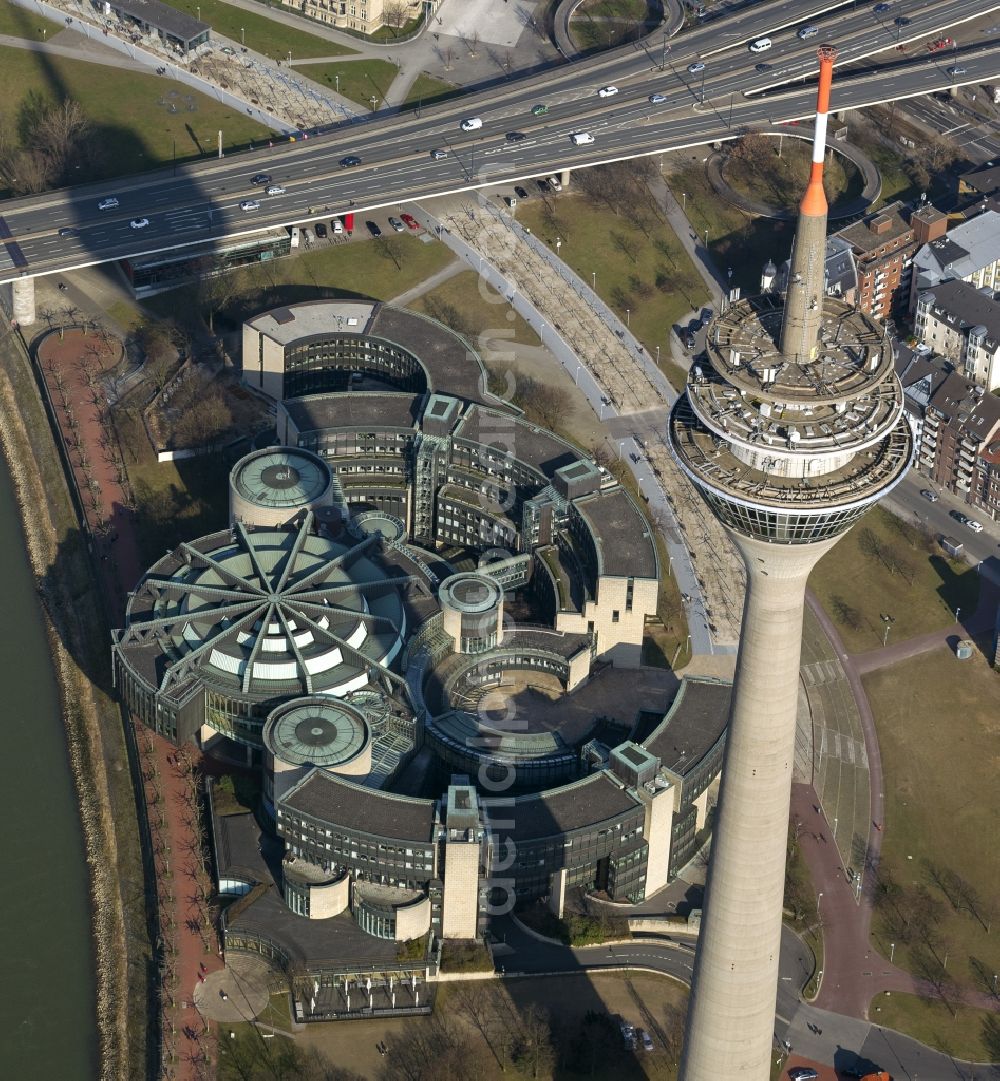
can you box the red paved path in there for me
[37,328,218,1079]
[798,578,1000,1020]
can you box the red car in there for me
[400,213,420,231]
[927,37,954,51]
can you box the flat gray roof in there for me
[369,306,494,405]
[248,300,376,346]
[282,770,438,843]
[574,487,658,580]
[454,405,578,478]
[493,771,640,842]
[643,678,731,775]
[108,0,209,39]
[283,391,422,434]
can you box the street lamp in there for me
[681,191,687,211]
[625,308,630,327]
[890,941,895,964]
[370,95,378,112]
[955,606,962,622]
[555,236,562,254]
[240,26,245,45]
[335,74,340,94]
[591,270,596,289]
[661,31,669,71]
[196,4,200,20]
[880,612,895,646]
[704,228,709,249]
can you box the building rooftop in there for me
[231,447,332,510]
[281,770,438,843]
[573,487,658,580]
[369,306,494,406]
[836,200,914,258]
[263,698,370,769]
[282,391,423,435]
[492,771,640,842]
[107,0,209,40]
[643,678,731,776]
[919,278,1000,350]
[914,211,1000,285]
[247,300,377,346]
[960,164,1000,197]
[453,405,578,479]
[114,519,414,701]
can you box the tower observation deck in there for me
[669,46,912,1081]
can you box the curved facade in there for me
[117,298,737,970]
[112,516,417,748]
[230,446,343,528]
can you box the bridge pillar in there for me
[12,276,35,326]
[559,168,571,189]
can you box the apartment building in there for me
[898,349,1000,521]
[833,200,946,321]
[910,210,1000,313]
[913,278,1000,390]
[278,0,429,36]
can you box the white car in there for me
[98,197,120,211]
[967,520,984,533]
[749,37,772,52]
[332,219,344,235]
[460,117,483,131]
[548,175,563,192]
[265,185,286,196]
[129,217,149,230]
[598,85,619,98]
[649,93,667,104]
[571,132,595,145]
[240,200,260,212]
[688,61,706,73]
[798,25,818,39]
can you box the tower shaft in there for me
[679,535,838,1080]
[778,46,837,360]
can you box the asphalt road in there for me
[2,0,999,281]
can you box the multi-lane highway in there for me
[1,0,999,283]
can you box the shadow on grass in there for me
[929,554,981,623]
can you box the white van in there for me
[548,175,563,192]
[571,132,595,145]
[460,117,483,131]
[749,37,772,52]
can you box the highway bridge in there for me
[1,0,998,301]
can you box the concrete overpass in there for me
[1,0,998,318]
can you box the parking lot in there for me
[292,208,426,249]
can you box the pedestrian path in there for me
[422,192,743,653]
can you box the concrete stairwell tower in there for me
[669,46,912,1081]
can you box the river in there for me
[0,457,97,1077]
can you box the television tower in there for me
[669,46,911,1081]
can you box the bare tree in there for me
[374,233,405,270]
[382,0,409,36]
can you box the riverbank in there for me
[0,326,146,1080]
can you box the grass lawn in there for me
[402,72,462,108]
[410,269,540,347]
[848,122,918,208]
[296,58,399,109]
[126,452,237,565]
[140,235,457,339]
[862,648,1000,1002]
[870,993,999,1061]
[369,16,421,43]
[160,0,354,58]
[0,2,61,37]
[0,46,272,190]
[517,192,709,380]
[724,137,863,212]
[666,154,797,296]
[570,0,652,49]
[810,506,980,653]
